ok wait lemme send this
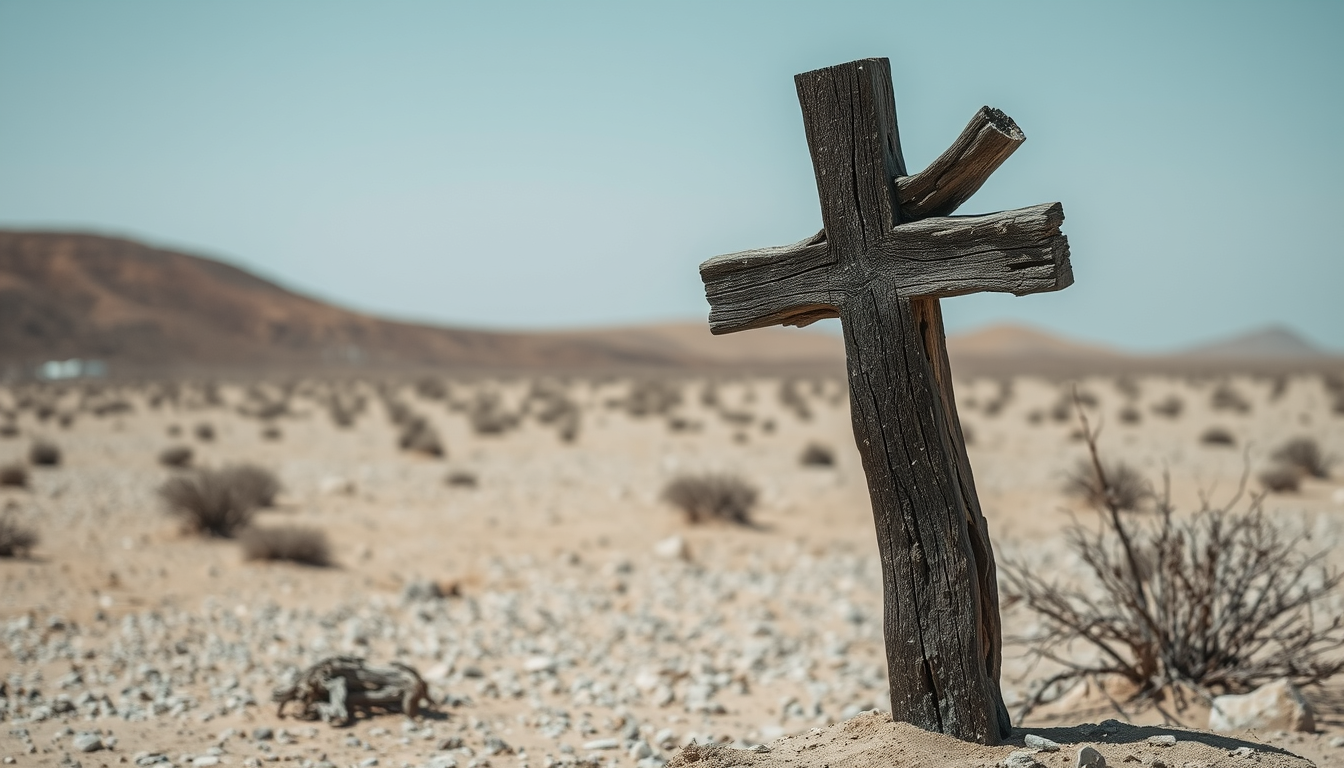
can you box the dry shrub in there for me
[612,380,682,418]
[0,422,18,438]
[1210,382,1251,414]
[445,470,478,488]
[1150,395,1184,420]
[0,463,29,488]
[240,525,331,566]
[221,464,282,508]
[415,377,448,400]
[1200,426,1236,447]
[466,393,519,436]
[778,379,812,421]
[158,445,194,469]
[661,474,757,525]
[1063,458,1150,512]
[28,440,61,466]
[159,465,278,537]
[194,422,216,442]
[0,507,38,557]
[1117,405,1142,425]
[166,424,182,437]
[1258,465,1301,494]
[398,416,444,457]
[1271,437,1334,479]
[799,443,835,468]
[1005,407,1344,719]
[261,425,283,441]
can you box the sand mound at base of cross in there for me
[667,711,1311,768]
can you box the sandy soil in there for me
[1,372,1342,767]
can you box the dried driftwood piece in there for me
[272,656,428,725]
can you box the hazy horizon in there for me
[2,1,1341,353]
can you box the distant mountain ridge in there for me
[1181,326,1328,359]
[0,230,1336,376]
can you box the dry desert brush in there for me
[159,467,264,537]
[1271,436,1334,480]
[1005,405,1344,718]
[240,525,331,566]
[0,507,38,557]
[661,473,758,525]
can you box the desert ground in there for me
[2,370,1343,767]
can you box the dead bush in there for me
[220,464,282,508]
[261,425,283,441]
[661,474,757,525]
[1005,407,1344,720]
[1,463,29,488]
[1117,405,1142,425]
[0,507,38,557]
[0,422,18,438]
[240,525,331,566]
[1258,465,1301,494]
[1210,382,1251,414]
[799,443,835,468]
[28,440,61,466]
[1150,395,1184,420]
[398,416,444,458]
[445,470,478,488]
[1200,426,1236,447]
[1063,458,1151,512]
[1271,437,1334,479]
[159,466,276,537]
[194,422,216,442]
[158,445,194,469]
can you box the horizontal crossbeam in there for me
[701,203,1071,334]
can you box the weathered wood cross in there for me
[699,58,1073,744]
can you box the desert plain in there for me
[2,368,1343,768]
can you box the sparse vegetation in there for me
[1271,436,1333,479]
[1257,465,1301,494]
[159,468,268,537]
[220,464,282,508]
[1117,405,1141,425]
[1150,395,1184,419]
[445,470,478,488]
[0,507,38,557]
[1200,426,1236,447]
[28,439,61,466]
[261,424,283,441]
[0,463,29,488]
[240,525,331,566]
[799,443,835,468]
[1063,457,1150,512]
[158,445,194,469]
[1210,382,1251,414]
[398,416,445,458]
[194,422,216,442]
[0,422,18,438]
[1006,407,1344,719]
[661,473,758,525]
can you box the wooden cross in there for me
[699,58,1072,745]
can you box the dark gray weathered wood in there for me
[697,57,1073,744]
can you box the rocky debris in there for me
[1004,749,1042,767]
[1024,733,1060,751]
[272,656,429,725]
[1209,679,1316,733]
[71,732,104,752]
[1076,745,1106,767]
[1146,734,1176,747]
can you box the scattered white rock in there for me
[319,476,356,496]
[1024,734,1060,752]
[582,738,619,751]
[1209,679,1315,733]
[1146,735,1176,747]
[653,535,689,560]
[71,733,103,753]
[1076,745,1106,768]
[523,656,557,673]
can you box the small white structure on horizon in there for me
[38,358,107,380]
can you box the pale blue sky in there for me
[1,1,1340,351]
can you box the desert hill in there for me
[1,230,1337,377]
